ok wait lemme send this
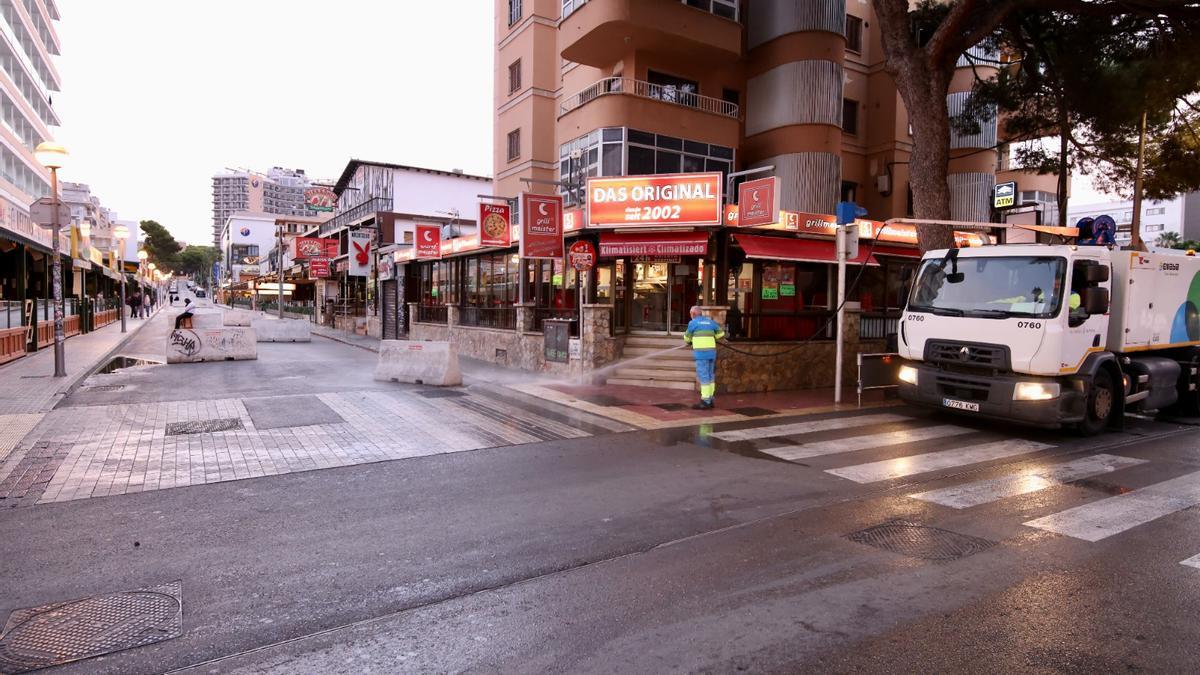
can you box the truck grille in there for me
[925,340,1009,370]
[936,373,991,402]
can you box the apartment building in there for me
[412,0,1055,390]
[0,0,61,216]
[1067,192,1200,248]
[211,167,328,246]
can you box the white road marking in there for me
[1024,470,1200,542]
[825,438,1056,484]
[909,454,1147,508]
[1181,553,1200,569]
[766,424,974,461]
[711,413,913,442]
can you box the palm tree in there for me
[1156,231,1182,249]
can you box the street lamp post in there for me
[35,141,68,377]
[114,225,129,332]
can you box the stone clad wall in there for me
[713,312,884,393]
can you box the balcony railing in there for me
[562,0,739,22]
[860,311,901,340]
[319,197,393,236]
[560,77,739,119]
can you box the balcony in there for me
[561,77,737,118]
[560,0,741,69]
[559,77,740,148]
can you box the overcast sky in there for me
[53,0,494,246]
[51,2,1114,246]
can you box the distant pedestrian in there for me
[683,306,725,410]
[128,290,142,319]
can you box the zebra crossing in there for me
[712,413,1200,567]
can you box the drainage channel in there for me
[94,356,165,375]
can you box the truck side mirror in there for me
[1086,264,1110,283]
[1083,287,1110,315]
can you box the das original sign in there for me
[586,172,723,228]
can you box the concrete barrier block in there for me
[251,318,312,342]
[167,328,258,363]
[374,340,462,386]
[169,310,221,328]
[223,310,256,327]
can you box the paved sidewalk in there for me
[0,307,162,416]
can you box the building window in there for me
[1146,207,1167,216]
[508,59,522,94]
[841,181,858,204]
[508,0,522,25]
[842,99,859,135]
[846,15,863,53]
[1145,224,1165,232]
[507,129,521,162]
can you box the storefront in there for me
[393,172,957,390]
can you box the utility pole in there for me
[277,223,285,319]
[834,202,866,404]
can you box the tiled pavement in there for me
[0,387,593,506]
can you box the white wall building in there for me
[211,167,331,246]
[217,211,278,285]
[1067,194,1193,247]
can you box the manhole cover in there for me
[0,581,182,674]
[846,520,996,561]
[417,389,468,399]
[654,403,689,411]
[730,406,778,417]
[84,385,124,392]
[579,394,630,407]
[165,418,243,435]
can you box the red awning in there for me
[598,231,709,258]
[734,234,919,266]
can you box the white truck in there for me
[897,243,1200,434]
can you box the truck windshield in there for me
[908,255,1066,319]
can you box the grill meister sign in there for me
[737,176,780,228]
[586,172,723,228]
[520,193,564,260]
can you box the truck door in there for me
[1061,258,1111,373]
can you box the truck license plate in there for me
[942,398,980,412]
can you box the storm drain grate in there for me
[845,520,996,561]
[0,580,182,674]
[84,385,124,392]
[417,389,469,399]
[165,418,243,436]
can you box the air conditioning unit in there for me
[876,174,891,194]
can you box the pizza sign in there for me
[293,237,339,260]
[479,202,511,247]
[568,240,596,271]
[304,187,337,212]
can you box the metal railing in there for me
[531,308,579,336]
[458,306,517,330]
[319,197,393,236]
[562,0,739,22]
[560,77,739,118]
[860,311,901,340]
[416,304,448,324]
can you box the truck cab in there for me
[895,243,1165,433]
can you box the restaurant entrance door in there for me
[628,260,697,334]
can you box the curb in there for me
[53,307,164,409]
[312,328,380,354]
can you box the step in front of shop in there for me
[606,377,696,391]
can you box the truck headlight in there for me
[898,365,918,386]
[1013,382,1060,401]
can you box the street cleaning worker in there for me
[683,305,725,410]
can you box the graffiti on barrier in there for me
[169,329,200,357]
[205,330,249,354]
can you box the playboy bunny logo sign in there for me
[415,224,442,259]
[348,230,373,276]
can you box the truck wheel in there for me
[1079,370,1115,436]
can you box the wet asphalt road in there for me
[4,333,1200,672]
[2,410,1200,667]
